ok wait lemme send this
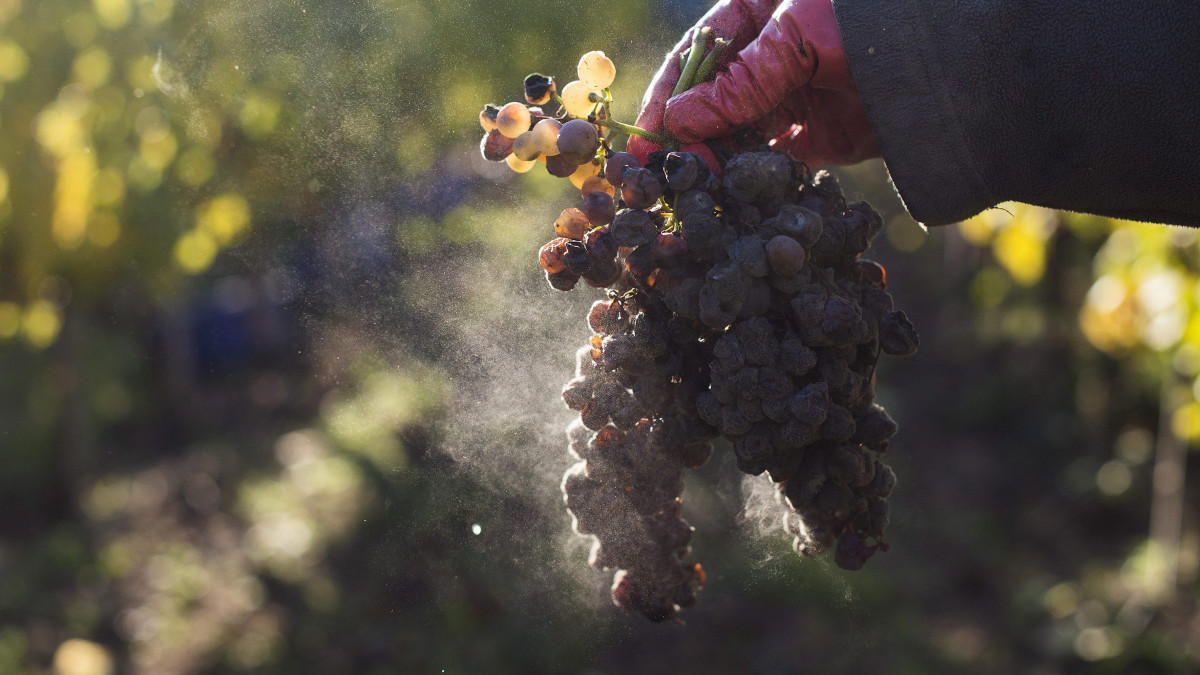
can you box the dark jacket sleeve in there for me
[832,0,1200,227]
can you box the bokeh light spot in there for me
[1095,460,1132,496]
[52,638,114,675]
[1074,626,1124,662]
[969,267,1011,308]
[885,215,926,252]
[173,229,218,274]
[1043,582,1079,618]
[196,193,250,246]
[124,54,158,92]
[1114,427,1154,464]
[138,0,174,26]
[64,13,99,48]
[239,92,281,139]
[92,0,132,30]
[88,211,121,247]
[22,300,62,349]
[0,301,19,339]
[994,210,1053,286]
[92,167,124,207]
[0,39,28,82]
[140,132,178,169]
[53,151,97,250]
[72,47,112,89]
[175,147,215,186]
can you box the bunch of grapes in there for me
[478,42,917,622]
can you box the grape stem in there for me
[673,26,712,96]
[595,118,677,148]
[694,38,729,85]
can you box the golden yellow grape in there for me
[505,153,536,173]
[560,80,601,119]
[577,51,616,89]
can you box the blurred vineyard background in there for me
[0,0,1197,673]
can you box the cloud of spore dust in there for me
[404,212,616,599]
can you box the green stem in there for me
[694,38,729,85]
[595,118,677,148]
[673,26,712,96]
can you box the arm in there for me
[834,0,1200,226]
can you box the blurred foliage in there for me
[0,0,1196,673]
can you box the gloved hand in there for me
[627,0,879,170]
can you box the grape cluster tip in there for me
[478,45,918,623]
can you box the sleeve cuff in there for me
[832,0,994,225]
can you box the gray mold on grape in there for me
[545,149,919,621]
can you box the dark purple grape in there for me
[562,378,592,410]
[610,209,657,248]
[651,232,687,266]
[557,119,599,165]
[620,167,661,210]
[880,310,919,356]
[583,260,622,288]
[582,191,616,226]
[562,240,592,276]
[584,227,617,262]
[663,151,702,191]
[625,245,655,281]
[546,153,579,178]
[545,269,578,291]
[605,152,639,188]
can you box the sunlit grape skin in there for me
[479,104,499,132]
[652,232,687,264]
[531,118,562,157]
[505,153,536,173]
[539,237,569,273]
[580,175,614,197]
[496,102,531,139]
[555,208,590,240]
[560,80,602,118]
[577,51,616,89]
[588,299,624,334]
[557,120,599,165]
[512,131,540,162]
[568,161,600,190]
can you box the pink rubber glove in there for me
[628,0,879,170]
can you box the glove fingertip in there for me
[626,136,662,168]
[663,86,726,145]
